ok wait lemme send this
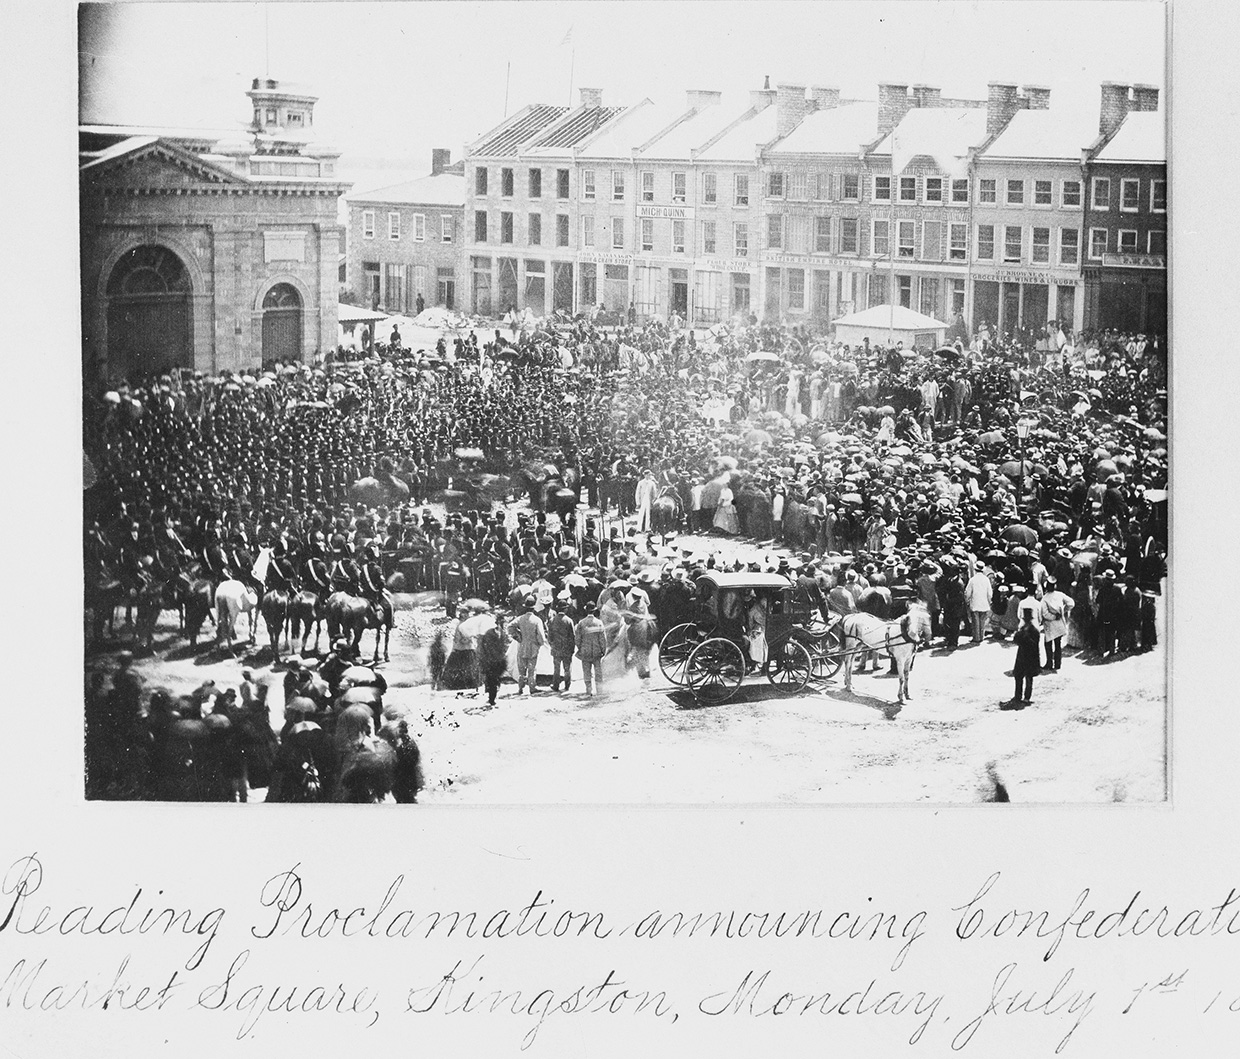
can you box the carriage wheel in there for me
[686,638,746,705]
[658,623,701,686]
[765,639,814,692]
[811,625,846,680]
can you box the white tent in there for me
[831,304,948,349]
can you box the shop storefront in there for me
[972,266,1083,335]
[1083,253,1167,335]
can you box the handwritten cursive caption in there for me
[1,856,1238,1052]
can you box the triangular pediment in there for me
[81,139,249,192]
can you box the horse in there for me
[349,473,410,509]
[132,578,167,653]
[651,487,682,536]
[288,589,325,655]
[326,591,394,663]
[259,587,291,663]
[214,578,259,649]
[85,564,126,644]
[173,569,215,646]
[839,601,932,704]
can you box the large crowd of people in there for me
[83,309,1169,801]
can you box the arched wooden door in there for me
[261,283,303,363]
[106,245,192,380]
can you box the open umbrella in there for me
[339,665,382,688]
[976,430,1006,449]
[454,447,484,460]
[840,492,863,504]
[457,612,496,639]
[933,345,961,360]
[461,598,492,613]
[878,405,896,417]
[745,350,782,363]
[1142,489,1168,503]
[999,524,1039,546]
[744,428,774,447]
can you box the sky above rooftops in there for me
[79,1,1165,193]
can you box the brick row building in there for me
[346,78,1166,338]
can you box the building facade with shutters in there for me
[1081,85,1166,334]
[80,78,350,383]
[347,151,465,314]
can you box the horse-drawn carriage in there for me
[656,572,845,704]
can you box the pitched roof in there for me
[79,136,248,185]
[982,108,1096,161]
[766,102,879,155]
[833,304,948,329]
[639,100,745,159]
[526,105,626,151]
[695,105,779,162]
[348,171,466,207]
[577,99,690,159]
[1095,110,1165,164]
[472,105,569,156]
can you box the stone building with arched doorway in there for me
[79,78,350,385]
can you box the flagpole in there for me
[568,47,575,107]
[888,205,895,346]
[504,61,511,118]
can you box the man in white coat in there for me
[634,469,658,533]
[965,566,994,643]
[1039,576,1074,671]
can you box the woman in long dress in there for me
[713,485,740,535]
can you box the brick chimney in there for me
[1022,85,1051,110]
[1130,83,1160,112]
[1099,82,1131,136]
[776,84,807,137]
[431,148,452,175]
[749,87,777,111]
[877,83,912,134]
[911,84,942,109]
[579,87,602,108]
[686,89,722,110]
[809,85,841,110]
[986,81,1022,137]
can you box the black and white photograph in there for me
[78,0,1169,805]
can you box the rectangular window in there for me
[556,214,569,247]
[1032,226,1050,263]
[787,268,805,309]
[898,219,916,258]
[475,167,488,195]
[1092,177,1111,209]
[1089,227,1108,259]
[1059,228,1079,265]
[1062,179,1082,208]
[734,222,749,257]
[949,222,968,261]
[1148,229,1167,255]
[582,217,595,247]
[384,262,404,311]
[767,172,785,198]
[612,170,625,201]
[501,167,514,197]
[840,217,858,254]
[1120,178,1140,212]
[898,274,912,308]
[702,220,716,254]
[1006,179,1025,206]
[672,172,687,203]
[951,178,969,204]
[640,217,654,252]
[702,172,717,205]
[388,211,401,240]
[528,169,542,198]
[557,168,569,199]
[977,224,995,260]
[979,178,997,204]
[474,210,488,243]
[1118,229,1138,253]
[925,177,943,203]
[788,171,808,201]
[1034,179,1053,206]
[583,170,596,200]
[951,278,966,315]
[413,214,425,242]
[441,215,454,243]
[612,217,625,249]
[786,215,809,254]
[872,218,889,257]
[841,173,859,201]
[922,220,941,261]
[641,171,654,202]
[500,212,514,244]
[1151,179,1167,213]
[813,172,832,200]
[362,210,375,238]
[814,215,831,253]
[873,175,892,202]
[528,213,542,246]
[734,174,749,206]
[766,214,783,249]
[672,219,686,253]
[1004,225,1023,262]
[899,175,917,202]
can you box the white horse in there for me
[839,601,933,704]
[214,578,259,648]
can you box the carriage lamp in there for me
[1015,417,1032,516]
